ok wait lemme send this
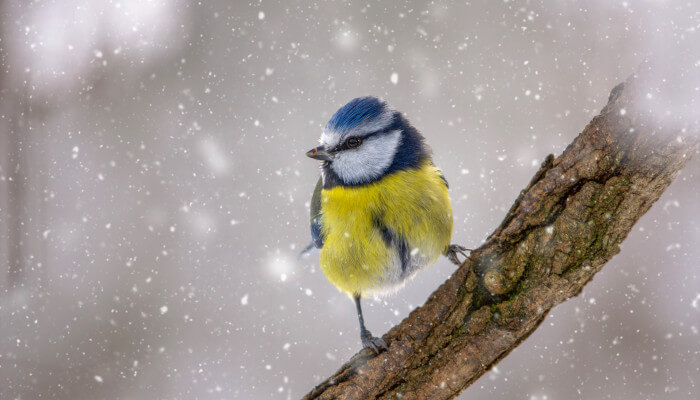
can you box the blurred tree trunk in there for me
[303,65,699,400]
[0,9,21,292]
[2,85,41,291]
[0,12,47,293]
[5,93,27,289]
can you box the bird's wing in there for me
[309,176,325,248]
[300,177,325,259]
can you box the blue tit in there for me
[303,97,469,353]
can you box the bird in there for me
[303,96,469,353]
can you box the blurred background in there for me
[1,1,698,399]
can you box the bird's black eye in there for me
[345,137,362,149]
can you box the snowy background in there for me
[1,1,698,399]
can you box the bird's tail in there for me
[298,241,318,260]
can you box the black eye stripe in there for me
[359,131,382,140]
[345,132,378,149]
[330,128,397,152]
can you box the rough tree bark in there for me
[302,64,699,399]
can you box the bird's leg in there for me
[353,295,388,354]
[445,244,472,265]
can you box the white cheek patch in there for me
[330,130,402,184]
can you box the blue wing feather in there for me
[299,178,324,259]
[310,177,324,248]
[311,215,324,249]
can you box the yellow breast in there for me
[319,161,453,296]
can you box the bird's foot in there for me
[360,329,388,354]
[445,244,472,265]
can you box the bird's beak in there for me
[306,146,333,161]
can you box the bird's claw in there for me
[446,244,471,265]
[360,329,388,354]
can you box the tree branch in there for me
[303,63,699,400]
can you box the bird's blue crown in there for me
[319,96,431,188]
[325,97,386,132]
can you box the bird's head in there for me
[307,97,428,187]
